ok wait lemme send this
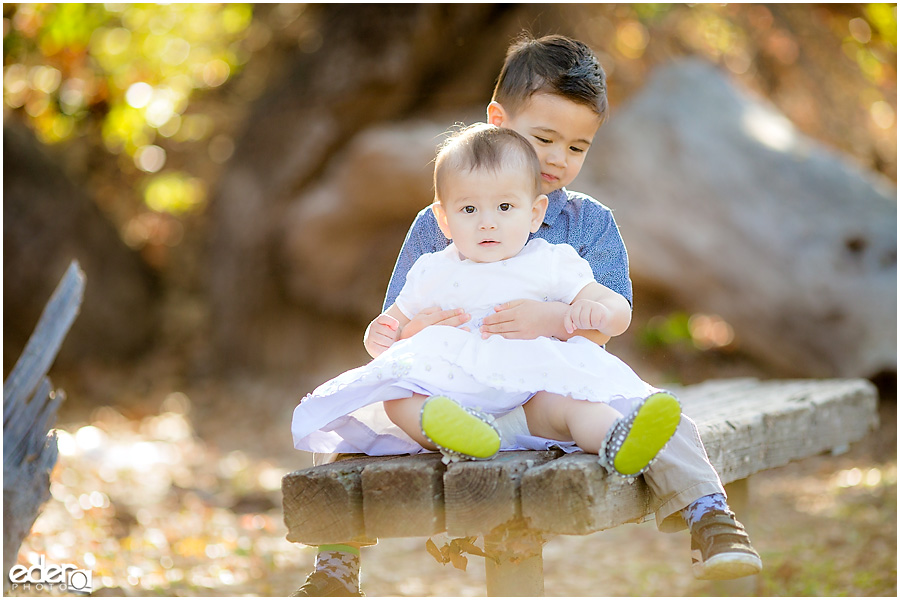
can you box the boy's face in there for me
[488,93,602,195]
[432,165,548,263]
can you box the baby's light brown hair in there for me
[434,123,542,203]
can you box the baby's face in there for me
[434,166,547,263]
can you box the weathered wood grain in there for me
[361,453,446,538]
[520,453,654,535]
[282,455,386,545]
[444,450,560,537]
[683,378,879,484]
[3,261,84,416]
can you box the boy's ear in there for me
[431,201,453,240]
[486,101,507,127]
[530,194,549,233]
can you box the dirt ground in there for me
[11,354,896,597]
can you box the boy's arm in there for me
[576,199,633,307]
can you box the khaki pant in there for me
[641,413,725,532]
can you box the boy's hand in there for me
[400,306,470,340]
[563,299,611,335]
[481,299,569,340]
[364,314,402,358]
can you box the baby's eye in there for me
[462,205,476,214]
[498,203,511,212]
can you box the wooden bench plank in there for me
[361,453,446,538]
[520,378,878,535]
[520,453,654,535]
[443,450,560,537]
[687,378,879,483]
[282,454,387,545]
[282,378,879,544]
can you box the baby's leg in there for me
[522,392,623,453]
[523,391,682,477]
[384,395,501,460]
[383,395,435,450]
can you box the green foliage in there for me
[638,311,693,349]
[3,3,252,215]
[866,3,897,46]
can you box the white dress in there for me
[291,239,656,456]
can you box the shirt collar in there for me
[542,188,568,226]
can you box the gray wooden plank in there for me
[361,453,446,538]
[443,450,560,537]
[3,261,84,417]
[3,378,56,468]
[282,455,387,545]
[519,378,878,536]
[520,453,653,535]
[282,378,879,542]
[695,379,879,484]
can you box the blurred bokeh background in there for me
[3,3,896,596]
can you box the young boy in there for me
[294,33,761,597]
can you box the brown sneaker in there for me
[691,509,763,580]
[291,571,364,597]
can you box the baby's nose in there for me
[479,215,497,229]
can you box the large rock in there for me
[278,121,454,320]
[579,59,896,378]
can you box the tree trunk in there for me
[3,122,159,374]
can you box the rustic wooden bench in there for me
[282,378,879,596]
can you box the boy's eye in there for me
[462,205,476,214]
[570,146,585,153]
[534,136,551,144]
[498,203,511,212]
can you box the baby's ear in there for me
[530,194,549,233]
[431,201,453,240]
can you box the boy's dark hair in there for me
[434,123,542,202]
[492,33,608,124]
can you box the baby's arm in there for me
[482,300,589,341]
[563,282,632,339]
[363,305,410,358]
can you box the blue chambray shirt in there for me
[383,187,632,311]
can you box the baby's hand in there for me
[400,306,470,340]
[364,314,401,358]
[563,299,611,335]
[481,299,567,340]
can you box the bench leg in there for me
[484,526,544,596]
